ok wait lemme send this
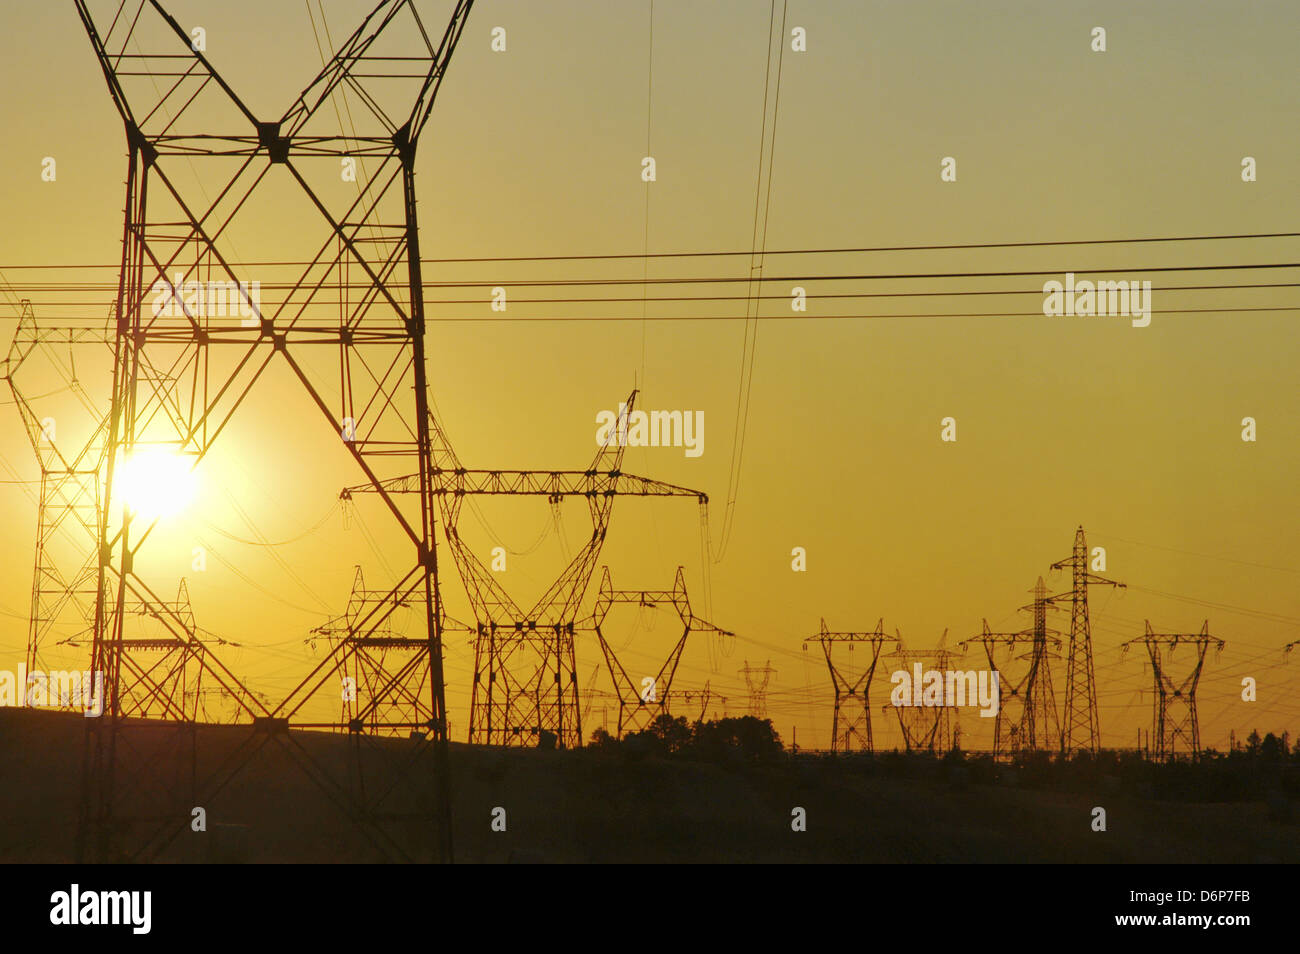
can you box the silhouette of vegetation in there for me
[587,714,784,761]
[582,719,1298,807]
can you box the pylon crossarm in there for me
[348,468,707,500]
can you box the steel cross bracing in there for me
[291,565,476,733]
[4,306,258,854]
[883,639,959,754]
[3,306,114,677]
[678,682,723,723]
[803,618,896,753]
[342,391,711,749]
[739,660,776,719]
[959,577,1062,760]
[1123,620,1223,762]
[72,0,476,863]
[1051,526,1124,757]
[587,566,733,738]
[3,308,239,713]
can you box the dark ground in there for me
[2,708,1296,863]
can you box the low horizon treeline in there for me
[571,716,1299,807]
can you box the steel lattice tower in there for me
[72,0,476,863]
[1123,620,1223,762]
[4,307,228,723]
[304,565,476,735]
[343,393,709,748]
[804,618,896,753]
[588,566,732,738]
[1051,526,1124,756]
[678,682,721,722]
[884,640,959,754]
[961,578,1061,760]
[3,305,112,679]
[739,660,775,719]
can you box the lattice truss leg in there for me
[72,0,476,863]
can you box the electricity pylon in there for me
[1123,620,1223,762]
[1051,526,1124,756]
[960,577,1061,760]
[678,682,719,722]
[587,566,732,738]
[803,618,896,753]
[2,305,112,678]
[344,393,709,748]
[3,306,230,717]
[73,0,476,863]
[294,566,474,734]
[884,636,958,754]
[740,660,775,719]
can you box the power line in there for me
[2,229,1297,269]
[7,260,1296,289]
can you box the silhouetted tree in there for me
[692,716,783,761]
[647,714,691,754]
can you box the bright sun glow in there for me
[116,447,197,520]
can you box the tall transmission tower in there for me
[587,566,732,738]
[1051,526,1124,756]
[803,618,896,753]
[960,577,1061,760]
[1122,620,1223,762]
[884,636,958,754]
[343,394,709,749]
[739,660,776,719]
[72,0,476,863]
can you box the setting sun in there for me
[115,446,197,520]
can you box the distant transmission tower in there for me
[885,635,958,754]
[961,577,1061,760]
[1051,526,1124,756]
[2,304,112,678]
[303,566,476,735]
[804,618,896,753]
[740,660,775,719]
[4,306,231,725]
[1123,621,1223,762]
[679,682,716,723]
[587,567,732,738]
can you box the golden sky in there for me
[0,0,1296,752]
